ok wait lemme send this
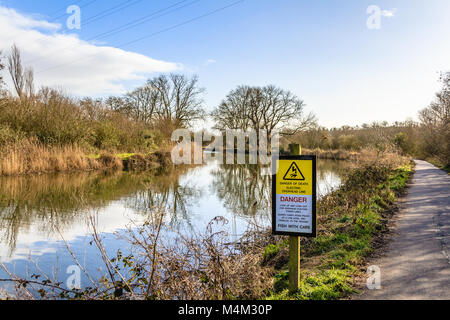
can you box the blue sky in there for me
[1,0,449,128]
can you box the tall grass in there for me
[0,139,101,176]
[301,148,404,164]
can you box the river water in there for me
[0,159,351,293]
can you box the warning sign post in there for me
[272,155,317,237]
[272,149,317,293]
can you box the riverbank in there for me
[0,140,173,176]
[301,148,398,162]
[0,92,175,176]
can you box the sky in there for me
[0,0,449,128]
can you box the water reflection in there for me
[211,164,271,219]
[212,160,352,215]
[124,167,201,228]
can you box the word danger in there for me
[279,196,308,203]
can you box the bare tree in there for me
[105,96,128,112]
[107,74,205,133]
[149,74,206,128]
[24,67,34,98]
[7,44,34,98]
[211,86,253,131]
[7,45,24,97]
[212,85,316,138]
[0,51,5,91]
[125,84,159,124]
[419,72,450,165]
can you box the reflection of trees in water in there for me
[317,159,353,178]
[124,166,201,228]
[211,164,272,224]
[0,167,199,255]
[0,171,151,255]
[210,160,352,224]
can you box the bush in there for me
[0,92,169,157]
[0,124,21,146]
[263,244,280,262]
[0,94,91,146]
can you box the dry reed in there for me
[0,139,102,176]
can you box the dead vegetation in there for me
[0,212,274,300]
[0,139,101,176]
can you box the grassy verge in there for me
[264,161,413,300]
[440,165,450,174]
[427,159,450,174]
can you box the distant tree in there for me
[24,68,34,98]
[212,85,316,138]
[108,74,205,134]
[105,96,129,113]
[211,86,253,131]
[419,72,450,165]
[394,132,416,155]
[338,134,360,151]
[149,74,205,128]
[7,44,34,98]
[0,50,5,88]
[125,84,159,124]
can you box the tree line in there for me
[291,73,449,168]
[0,44,448,168]
[1,45,315,151]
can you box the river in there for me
[0,159,352,293]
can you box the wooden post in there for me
[289,143,301,156]
[288,143,301,293]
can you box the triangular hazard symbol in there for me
[283,162,305,181]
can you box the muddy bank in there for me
[121,152,172,171]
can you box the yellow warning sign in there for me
[272,155,317,237]
[283,162,305,181]
[276,159,313,195]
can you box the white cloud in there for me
[0,6,61,31]
[381,8,397,18]
[0,6,181,96]
[204,59,217,67]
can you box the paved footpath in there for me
[358,160,450,300]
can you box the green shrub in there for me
[263,244,279,262]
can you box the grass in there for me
[264,161,414,300]
[87,153,144,160]
[440,165,450,174]
[116,153,136,160]
[428,159,450,174]
[0,141,173,176]
[87,153,137,161]
[0,140,102,176]
[298,148,397,162]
